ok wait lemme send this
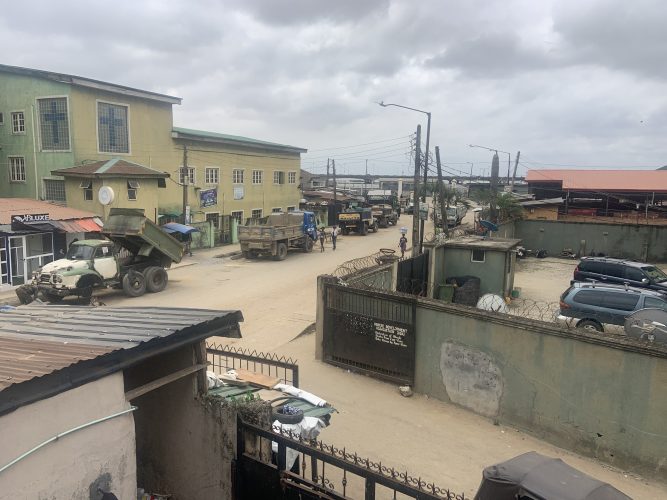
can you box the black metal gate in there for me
[397,251,429,296]
[323,284,416,385]
[234,417,465,500]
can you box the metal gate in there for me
[234,417,465,500]
[323,284,416,385]
[397,251,429,296]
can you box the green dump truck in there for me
[30,208,184,302]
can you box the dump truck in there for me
[29,208,184,303]
[366,190,399,228]
[434,204,468,227]
[338,207,376,235]
[238,211,317,261]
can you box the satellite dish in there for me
[477,294,509,313]
[98,186,115,205]
[624,308,667,344]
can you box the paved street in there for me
[45,217,667,497]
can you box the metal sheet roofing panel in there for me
[0,199,99,225]
[525,169,667,193]
[0,305,243,403]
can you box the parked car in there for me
[573,256,667,293]
[557,282,667,332]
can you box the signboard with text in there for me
[11,214,50,230]
[200,188,217,208]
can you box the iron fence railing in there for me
[206,344,299,387]
[237,417,467,500]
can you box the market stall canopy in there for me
[162,222,200,235]
[474,452,630,500]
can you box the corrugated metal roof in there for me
[52,159,170,178]
[0,199,99,225]
[0,305,243,399]
[172,127,307,154]
[525,169,667,192]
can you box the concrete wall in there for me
[507,219,667,262]
[524,206,558,221]
[0,372,136,500]
[431,245,511,296]
[126,344,238,500]
[413,300,667,478]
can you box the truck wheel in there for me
[372,222,379,232]
[361,223,368,236]
[145,267,168,293]
[303,238,314,253]
[44,292,64,304]
[122,271,146,297]
[274,242,288,261]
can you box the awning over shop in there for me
[8,218,102,234]
[162,222,199,235]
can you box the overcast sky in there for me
[3,0,666,176]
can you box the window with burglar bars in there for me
[287,206,296,212]
[288,171,296,184]
[38,98,70,150]
[252,170,263,184]
[97,102,129,153]
[231,211,244,224]
[9,157,26,182]
[206,212,221,229]
[11,112,25,134]
[81,180,93,201]
[251,208,263,219]
[44,179,66,202]
[205,167,219,184]
[273,171,285,184]
[179,167,195,185]
[127,180,139,200]
[233,169,244,184]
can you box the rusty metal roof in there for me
[52,158,170,178]
[0,305,243,414]
[525,169,667,193]
[0,199,99,225]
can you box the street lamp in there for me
[469,144,511,187]
[379,101,431,254]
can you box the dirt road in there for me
[100,217,665,498]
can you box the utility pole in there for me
[435,146,447,237]
[490,152,499,223]
[412,125,422,256]
[332,159,337,225]
[182,145,189,224]
[510,150,521,192]
[326,158,330,188]
[420,113,431,251]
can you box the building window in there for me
[97,102,129,153]
[251,208,263,219]
[233,169,244,184]
[9,157,26,182]
[127,180,139,200]
[231,210,244,224]
[81,180,93,201]
[287,206,296,212]
[11,112,25,134]
[272,207,282,213]
[205,167,219,184]
[179,167,195,185]
[273,171,285,184]
[252,170,263,184]
[288,171,297,184]
[37,98,70,150]
[206,212,220,229]
[0,112,4,125]
[44,179,66,202]
[471,249,485,262]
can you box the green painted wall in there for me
[413,302,667,478]
[437,246,508,296]
[0,73,74,199]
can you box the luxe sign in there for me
[11,213,50,230]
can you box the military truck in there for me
[366,190,399,228]
[337,207,376,235]
[30,208,183,302]
[238,211,317,260]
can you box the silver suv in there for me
[557,282,667,332]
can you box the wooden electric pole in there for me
[412,125,422,256]
[326,158,330,188]
[332,159,337,225]
[182,145,189,224]
[510,150,521,193]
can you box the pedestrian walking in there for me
[399,235,408,258]
[331,225,338,251]
[319,228,326,252]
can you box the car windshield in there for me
[642,266,667,283]
[66,244,94,260]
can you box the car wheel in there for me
[576,319,603,332]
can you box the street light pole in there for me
[379,101,432,253]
